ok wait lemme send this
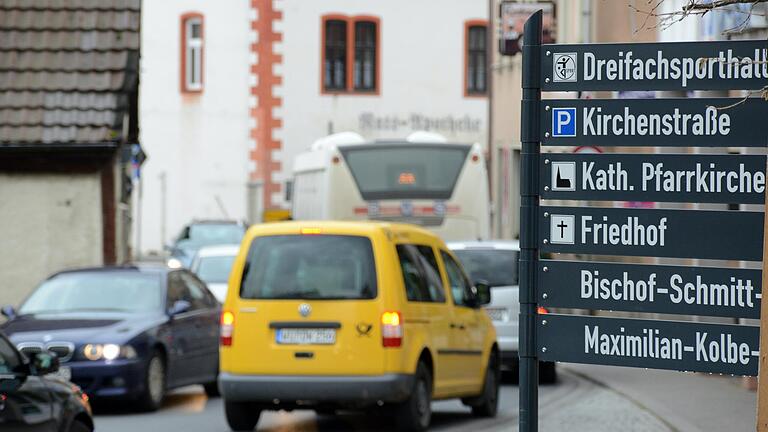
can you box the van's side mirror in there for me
[473,281,492,307]
[168,300,191,317]
[30,352,59,376]
[1,305,15,319]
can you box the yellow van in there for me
[218,221,499,431]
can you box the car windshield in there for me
[19,272,162,315]
[240,235,377,300]
[452,249,518,287]
[176,224,245,250]
[196,255,236,284]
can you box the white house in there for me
[138,0,488,254]
[138,0,253,254]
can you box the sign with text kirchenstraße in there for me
[541,98,768,147]
[538,315,760,376]
[540,206,764,261]
[543,40,768,91]
[538,260,762,319]
[541,153,766,204]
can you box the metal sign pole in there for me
[519,10,542,432]
[756,156,768,430]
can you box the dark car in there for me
[0,330,94,431]
[167,220,247,268]
[1,265,221,411]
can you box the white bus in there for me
[290,132,490,241]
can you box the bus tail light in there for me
[221,311,235,346]
[381,311,403,348]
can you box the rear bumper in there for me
[219,372,414,404]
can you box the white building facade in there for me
[138,0,254,254]
[253,0,490,211]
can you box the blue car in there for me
[1,265,221,411]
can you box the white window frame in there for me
[185,17,203,91]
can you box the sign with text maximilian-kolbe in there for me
[543,40,768,91]
[540,206,764,261]
[541,98,768,147]
[541,153,766,204]
[538,315,760,376]
[538,260,762,319]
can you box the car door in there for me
[180,271,220,382]
[0,336,55,432]
[440,250,485,390]
[165,271,199,386]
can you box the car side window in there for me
[396,244,445,303]
[166,272,186,307]
[441,250,473,307]
[181,272,217,309]
[0,337,22,374]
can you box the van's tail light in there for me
[381,311,403,348]
[221,311,235,346]
[537,306,549,314]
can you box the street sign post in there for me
[539,315,761,376]
[518,10,768,432]
[538,260,762,319]
[541,153,766,204]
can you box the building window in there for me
[465,22,487,96]
[322,15,379,94]
[181,13,203,93]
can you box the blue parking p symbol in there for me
[551,108,576,137]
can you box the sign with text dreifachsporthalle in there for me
[541,153,766,204]
[538,260,762,319]
[538,314,760,376]
[542,40,768,91]
[542,98,768,147]
[539,206,764,261]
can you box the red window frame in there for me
[180,12,204,93]
[321,14,380,95]
[464,19,488,98]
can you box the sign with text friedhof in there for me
[542,40,768,91]
[539,206,764,261]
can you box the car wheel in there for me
[225,400,262,431]
[137,351,166,412]
[471,354,500,418]
[540,361,557,384]
[68,420,92,432]
[203,381,220,397]
[395,362,432,432]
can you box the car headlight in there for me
[167,258,183,269]
[82,344,137,361]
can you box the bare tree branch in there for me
[684,0,767,12]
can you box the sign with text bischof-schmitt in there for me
[540,153,767,204]
[539,206,764,261]
[538,260,762,319]
[542,98,768,147]
[541,40,768,91]
[538,315,760,376]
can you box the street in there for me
[95,365,756,432]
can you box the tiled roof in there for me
[0,0,140,144]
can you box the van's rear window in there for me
[240,235,377,300]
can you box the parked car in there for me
[448,240,556,383]
[219,221,499,432]
[190,244,240,302]
[1,265,221,411]
[0,330,94,431]
[168,220,247,268]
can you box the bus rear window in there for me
[240,235,377,300]
[340,144,471,200]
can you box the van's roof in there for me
[246,220,440,241]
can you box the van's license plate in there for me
[276,329,336,345]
